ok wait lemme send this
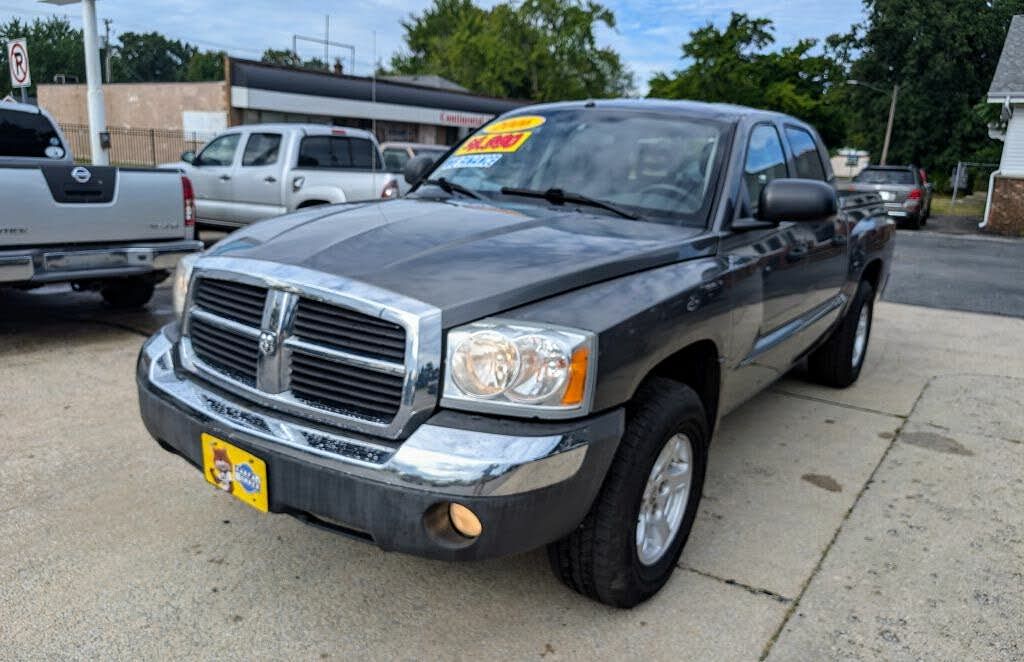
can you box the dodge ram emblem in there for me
[258,331,277,356]
[70,166,92,183]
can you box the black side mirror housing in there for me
[758,178,837,223]
[181,151,196,165]
[404,154,434,185]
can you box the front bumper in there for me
[137,326,624,560]
[0,239,204,285]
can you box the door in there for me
[719,123,809,403]
[188,132,241,226]
[232,132,286,224]
[783,124,847,314]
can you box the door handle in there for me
[219,174,231,181]
[264,176,277,183]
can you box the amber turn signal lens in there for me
[448,503,483,538]
[560,346,589,406]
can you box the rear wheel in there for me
[807,279,874,387]
[101,276,155,309]
[547,378,708,608]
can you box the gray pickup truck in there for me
[0,101,202,306]
[137,100,893,607]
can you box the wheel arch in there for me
[641,339,722,436]
[861,258,884,295]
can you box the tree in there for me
[0,16,84,98]
[648,13,848,146]
[185,50,226,81]
[112,31,197,82]
[842,0,1024,186]
[389,0,633,100]
[260,48,328,71]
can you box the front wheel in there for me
[547,378,708,608]
[807,279,875,387]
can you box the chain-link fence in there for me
[60,124,208,167]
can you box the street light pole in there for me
[847,79,899,166]
[881,83,899,166]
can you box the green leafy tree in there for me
[112,31,197,82]
[185,50,226,81]
[260,48,328,71]
[648,13,848,146]
[0,16,84,98]
[389,0,633,100]
[843,0,1024,186]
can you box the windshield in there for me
[417,109,731,226]
[854,169,915,185]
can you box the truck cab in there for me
[169,124,400,229]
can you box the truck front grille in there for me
[188,316,259,386]
[183,272,425,437]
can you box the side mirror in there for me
[758,178,837,223]
[404,154,434,185]
[181,151,196,165]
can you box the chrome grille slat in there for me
[293,298,406,362]
[193,278,266,326]
[291,352,405,397]
[189,318,259,385]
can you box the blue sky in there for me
[1,0,866,92]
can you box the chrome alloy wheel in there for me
[636,433,693,566]
[851,305,870,368]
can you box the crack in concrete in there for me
[757,376,935,661]
[770,387,907,419]
[679,565,792,604]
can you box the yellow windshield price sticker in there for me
[483,115,546,133]
[456,131,532,155]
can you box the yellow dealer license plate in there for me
[201,433,269,512]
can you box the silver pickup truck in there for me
[0,101,202,307]
[165,124,400,230]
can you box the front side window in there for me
[0,109,65,159]
[197,133,240,166]
[242,133,281,166]
[424,109,731,227]
[298,136,379,170]
[785,126,826,181]
[744,124,788,216]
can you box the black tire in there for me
[547,377,708,608]
[807,279,874,388]
[907,213,921,230]
[101,277,155,309]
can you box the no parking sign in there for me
[7,38,31,88]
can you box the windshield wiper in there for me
[499,187,639,220]
[422,177,483,200]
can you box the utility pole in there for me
[880,83,899,166]
[324,15,329,67]
[102,18,112,83]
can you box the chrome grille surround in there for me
[179,256,442,440]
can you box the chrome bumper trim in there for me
[142,329,589,497]
[0,240,203,284]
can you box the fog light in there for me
[448,503,483,538]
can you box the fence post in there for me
[149,129,157,167]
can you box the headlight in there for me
[443,320,595,417]
[171,253,200,320]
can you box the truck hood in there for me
[207,199,716,325]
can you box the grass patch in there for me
[931,193,985,218]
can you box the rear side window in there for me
[242,133,281,166]
[0,109,65,159]
[785,126,826,180]
[298,136,379,170]
[383,148,409,173]
[744,124,788,215]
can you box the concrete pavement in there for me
[1,283,1021,659]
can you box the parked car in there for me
[381,141,450,194]
[0,100,202,307]
[844,164,931,229]
[164,124,400,229]
[137,100,893,607]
